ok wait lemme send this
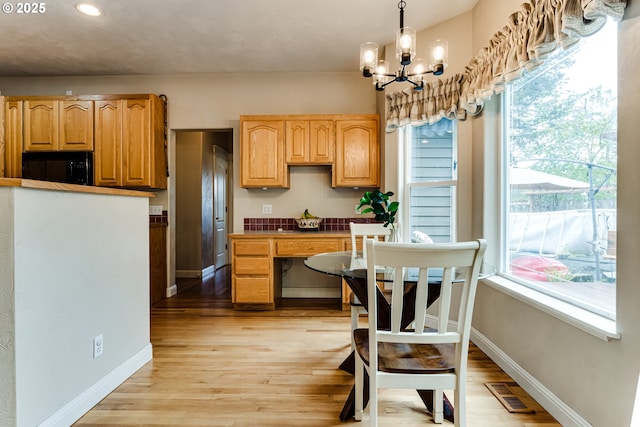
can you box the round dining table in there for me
[304,250,494,422]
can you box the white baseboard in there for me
[282,287,340,298]
[202,265,215,279]
[471,328,591,427]
[175,269,202,278]
[166,283,177,297]
[176,266,215,279]
[39,344,153,427]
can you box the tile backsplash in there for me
[244,217,380,231]
[149,210,168,224]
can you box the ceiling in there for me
[0,0,478,77]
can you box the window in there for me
[400,119,457,243]
[502,21,617,319]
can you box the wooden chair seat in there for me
[353,329,455,374]
[353,239,487,426]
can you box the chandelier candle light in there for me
[360,0,448,91]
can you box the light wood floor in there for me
[74,266,561,427]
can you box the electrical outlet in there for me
[262,204,272,214]
[149,205,163,215]
[93,334,104,358]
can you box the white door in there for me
[213,147,229,269]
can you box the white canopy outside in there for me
[510,167,590,193]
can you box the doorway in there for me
[175,130,233,280]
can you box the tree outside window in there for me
[504,21,617,319]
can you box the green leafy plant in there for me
[357,190,399,229]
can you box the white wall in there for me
[0,186,151,426]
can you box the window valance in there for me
[385,0,627,132]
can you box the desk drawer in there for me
[233,276,271,303]
[275,239,341,256]
[234,240,270,256]
[234,256,270,275]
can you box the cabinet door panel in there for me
[285,120,309,164]
[275,239,341,256]
[94,100,122,186]
[241,120,287,188]
[4,100,23,177]
[59,100,93,151]
[234,240,270,256]
[122,99,151,187]
[24,100,58,151]
[333,118,379,187]
[233,276,271,303]
[309,120,334,164]
[234,256,271,275]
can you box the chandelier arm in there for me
[375,76,423,91]
[406,70,434,78]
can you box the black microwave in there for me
[22,151,93,185]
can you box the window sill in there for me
[482,275,620,342]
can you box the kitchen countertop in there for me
[0,178,156,198]
[229,230,350,237]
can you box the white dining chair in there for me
[353,238,487,427]
[348,222,393,350]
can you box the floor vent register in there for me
[485,382,536,414]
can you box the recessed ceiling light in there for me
[76,3,102,16]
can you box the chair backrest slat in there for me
[366,239,487,350]
[350,222,392,262]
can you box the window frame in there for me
[486,20,619,339]
[398,122,458,244]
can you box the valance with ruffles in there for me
[385,0,627,133]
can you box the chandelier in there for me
[359,1,448,91]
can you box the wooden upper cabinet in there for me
[94,94,167,189]
[23,99,93,151]
[285,119,334,164]
[59,100,94,151]
[240,114,379,189]
[285,120,309,164]
[24,100,58,151]
[3,100,23,178]
[122,98,151,187]
[94,100,122,187]
[240,118,288,188]
[333,116,380,188]
[309,120,334,164]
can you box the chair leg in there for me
[354,355,364,421]
[455,382,466,427]
[433,389,444,423]
[369,379,378,427]
[350,306,358,351]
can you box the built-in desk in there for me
[229,231,351,310]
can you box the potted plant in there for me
[357,190,400,238]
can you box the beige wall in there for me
[379,12,475,240]
[175,132,204,274]
[468,2,640,427]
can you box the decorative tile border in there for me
[243,217,380,231]
[149,210,168,224]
